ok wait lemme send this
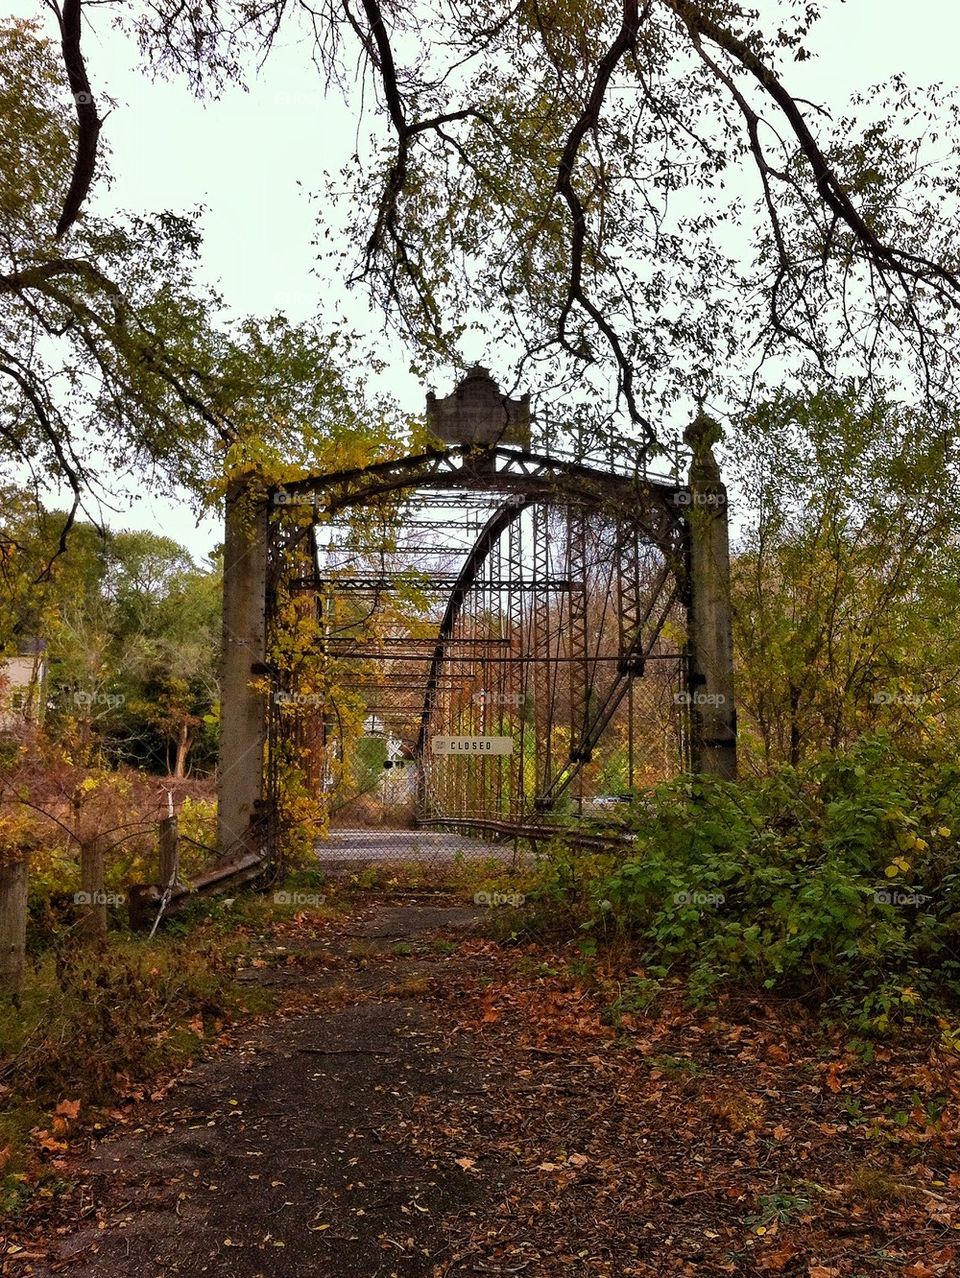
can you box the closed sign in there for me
[431,735,514,756]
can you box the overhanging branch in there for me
[55,0,102,238]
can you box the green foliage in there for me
[0,502,222,775]
[0,19,225,504]
[177,795,218,862]
[534,736,960,1032]
[731,386,960,769]
[746,1190,812,1229]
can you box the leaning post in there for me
[158,795,180,889]
[684,412,737,779]
[217,474,269,857]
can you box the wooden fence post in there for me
[0,857,28,1003]
[79,835,107,941]
[159,813,179,889]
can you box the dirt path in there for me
[11,902,507,1278]
[6,900,960,1277]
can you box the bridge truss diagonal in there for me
[262,444,697,860]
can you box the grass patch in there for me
[0,872,350,1194]
[843,1167,922,1205]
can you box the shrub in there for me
[538,735,960,1031]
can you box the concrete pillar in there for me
[217,476,269,856]
[684,412,737,779]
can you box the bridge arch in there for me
[216,387,736,862]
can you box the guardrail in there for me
[128,850,268,930]
[415,816,637,853]
[128,811,270,931]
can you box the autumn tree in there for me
[88,0,960,461]
[0,19,233,541]
[731,387,960,769]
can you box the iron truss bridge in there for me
[263,442,701,848]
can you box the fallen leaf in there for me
[35,1130,68,1153]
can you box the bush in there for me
[539,735,960,1031]
[0,923,271,1117]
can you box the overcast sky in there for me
[15,0,960,558]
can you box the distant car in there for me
[586,793,633,808]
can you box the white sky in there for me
[14,0,960,558]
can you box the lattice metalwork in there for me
[264,445,690,868]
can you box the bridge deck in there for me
[316,828,516,871]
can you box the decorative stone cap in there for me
[684,410,723,486]
[426,365,530,448]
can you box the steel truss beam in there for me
[266,443,691,837]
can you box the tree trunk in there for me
[79,835,107,941]
[0,858,28,1004]
[174,721,191,779]
[788,683,801,767]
